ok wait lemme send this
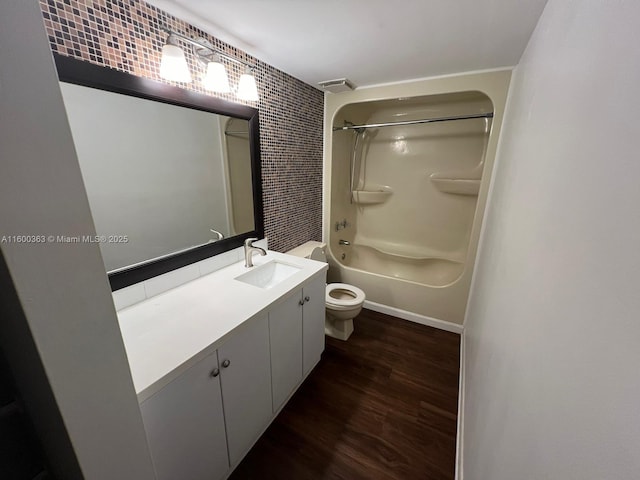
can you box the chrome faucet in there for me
[209,229,224,242]
[339,239,351,246]
[244,237,266,267]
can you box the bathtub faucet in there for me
[339,239,351,246]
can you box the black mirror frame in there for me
[53,54,264,291]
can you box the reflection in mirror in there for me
[54,53,263,290]
[224,117,255,235]
[61,83,254,272]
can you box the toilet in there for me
[287,241,365,341]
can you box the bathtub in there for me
[340,244,464,287]
[324,73,511,327]
[327,242,473,326]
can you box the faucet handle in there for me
[210,229,224,241]
[244,237,258,247]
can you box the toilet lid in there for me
[325,283,365,308]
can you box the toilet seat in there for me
[325,283,365,310]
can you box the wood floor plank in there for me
[230,309,460,479]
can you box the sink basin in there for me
[235,261,302,289]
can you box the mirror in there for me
[54,54,264,290]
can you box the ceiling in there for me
[146,0,548,89]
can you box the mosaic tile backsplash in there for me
[39,0,323,253]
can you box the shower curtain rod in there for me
[333,112,493,131]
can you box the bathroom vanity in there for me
[55,53,326,479]
[117,251,327,480]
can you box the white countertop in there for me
[117,251,327,402]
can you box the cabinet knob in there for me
[210,368,220,378]
[304,296,310,303]
[221,359,231,368]
[298,299,305,306]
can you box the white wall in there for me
[462,1,640,479]
[0,1,156,478]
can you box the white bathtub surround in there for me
[112,238,268,310]
[324,70,511,326]
[343,244,465,287]
[461,1,640,479]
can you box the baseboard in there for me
[455,332,465,480]
[363,300,464,334]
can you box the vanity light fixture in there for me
[203,54,231,93]
[159,26,258,101]
[160,34,192,83]
[237,66,259,101]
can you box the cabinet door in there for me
[269,290,303,412]
[140,353,229,480]
[218,314,272,466]
[302,273,326,377]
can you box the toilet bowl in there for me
[325,283,365,340]
[287,241,365,341]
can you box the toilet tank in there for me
[286,241,327,262]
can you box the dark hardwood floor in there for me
[230,309,461,480]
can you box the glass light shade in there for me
[237,70,259,101]
[203,61,231,93]
[159,43,192,83]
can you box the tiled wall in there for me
[39,0,323,253]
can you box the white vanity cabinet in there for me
[217,315,272,465]
[119,251,329,479]
[269,272,326,412]
[140,315,272,480]
[140,352,229,480]
[269,290,303,412]
[301,273,326,377]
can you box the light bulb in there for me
[203,59,230,93]
[237,68,259,101]
[159,41,192,83]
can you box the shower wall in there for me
[325,71,511,326]
[345,93,492,261]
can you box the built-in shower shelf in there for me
[352,187,393,205]
[430,178,480,196]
